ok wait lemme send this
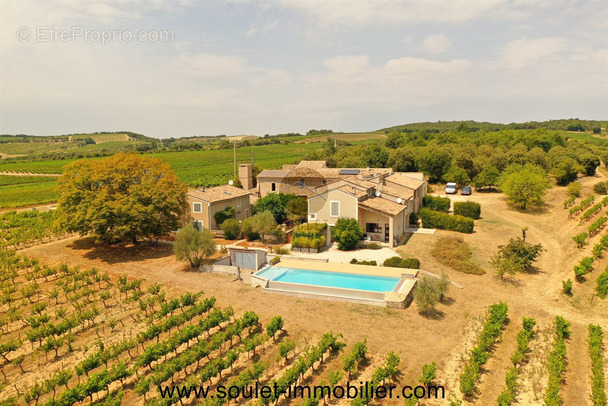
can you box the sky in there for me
[0,0,607,139]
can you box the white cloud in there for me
[232,0,567,26]
[245,19,279,38]
[175,52,248,77]
[322,55,373,83]
[503,37,567,68]
[385,57,471,75]
[245,26,259,38]
[423,34,452,54]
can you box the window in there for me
[236,198,241,208]
[299,179,305,188]
[330,201,340,217]
[271,183,276,192]
[366,223,381,233]
[193,202,202,213]
[309,213,317,220]
[193,220,203,230]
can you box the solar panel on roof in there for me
[339,169,359,175]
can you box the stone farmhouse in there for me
[256,161,427,247]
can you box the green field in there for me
[0,159,72,174]
[0,139,152,156]
[293,132,386,144]
[0,179,58,208]
[0,142,324,207]
[0,175,59,186]
[149,142,320,186]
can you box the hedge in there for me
[383,256,420,269]
[420,208,474,234]
[292,223,327,249]
[423,195,451,212]
[453,201,481,219]
[292,223,326,239]
[350,259,377,266]
[292,236,325,249]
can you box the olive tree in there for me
[174,223,216,268]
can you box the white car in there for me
[445,182,457,194]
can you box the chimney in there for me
[239,164,253,190]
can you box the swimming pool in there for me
[255,266,400,292]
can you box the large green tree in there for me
[499,164,550,210]
[242,211,279,242]
[387,148,417,172]
[252,193,298,224]
[55,152,187,243]
[551,157,583,185]
[416,147,451,183]
[443,165,471,187]
[473,165,500,190]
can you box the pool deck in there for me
[274,259,419,279]
[255,259,419,308]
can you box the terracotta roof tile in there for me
[337,185,367,198]
[188,185,250,203]
[385,172,426,190]
[359,196,406,216]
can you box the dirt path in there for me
[474,317,518,405]
[563,323,593,406]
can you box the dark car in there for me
[461,185,472,195]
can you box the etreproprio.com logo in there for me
[16,26,175,45]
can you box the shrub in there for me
[214,206,236,227]
[423,195,451,212]
[491,237,544,278]
[414,276,441,314]
[573,232,589,248]
[242,211,277,242]
[597,269,608,299]
[383,256,420,269]
[364,243,382,250]
[350,259,377,266]
[409,212,419,225]
[419,362,437,386]
[566,182,582,197]
[453,201,481,219]
[266,316,284,339]
[563,195,576,209]
[292,223,326,239]
[594,182,608,195]
[331,218,363,251]
[420,208,474,234]
[562,279,573,295]
[274,246,290,255]
[291,224,326,250]
[220,219,241,240]
[431,236,485,275]
[569,195,595,217]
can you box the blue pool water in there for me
[255,266,400,292]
